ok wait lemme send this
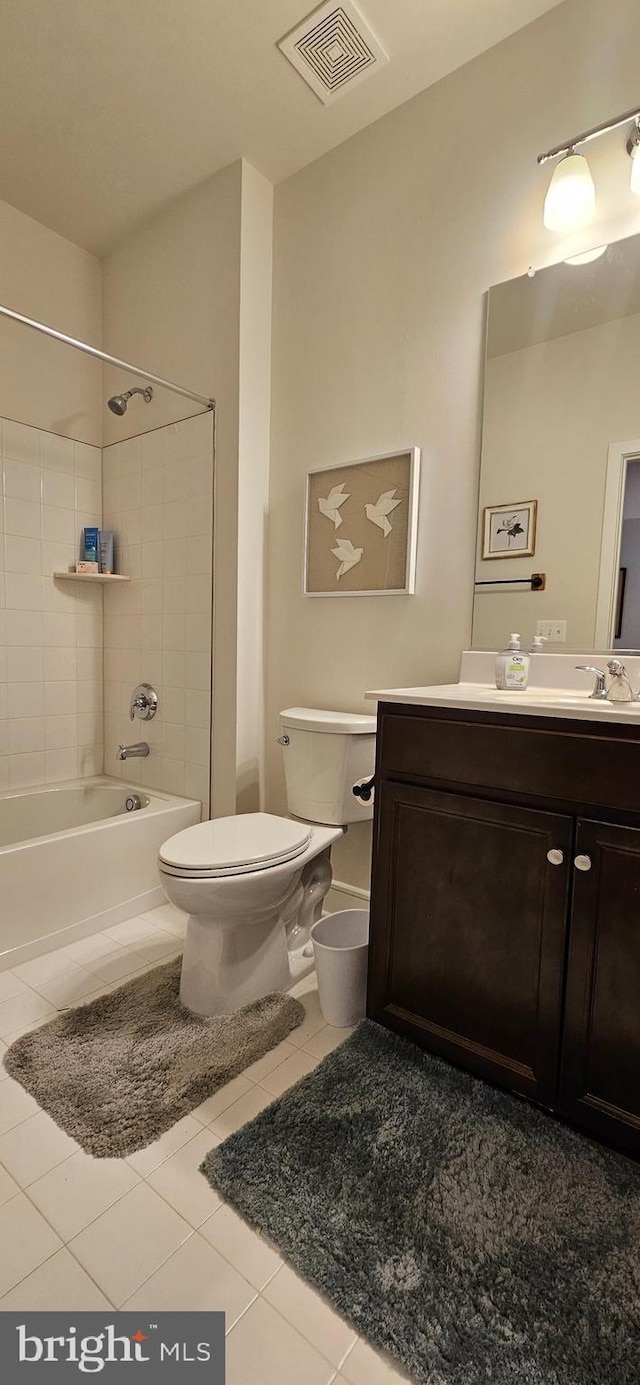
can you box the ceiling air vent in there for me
[278,1,389,106]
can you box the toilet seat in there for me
[159,811,312,880]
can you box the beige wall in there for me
[267,0,640,891]
[0,198,102,444]
[474,312,640,651]
[101,165,242,445]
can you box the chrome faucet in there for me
[117,742,150,761]
[605,658,637,702]
[575,661,638,703]
[575,665,608,699]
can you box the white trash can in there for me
[310,908,369,1027]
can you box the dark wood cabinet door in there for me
[368,783,572,1104]
[559,819,640,1154]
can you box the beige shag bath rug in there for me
[3,957,302,1157]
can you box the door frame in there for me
[595,438,640,647]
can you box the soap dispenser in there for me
[530,634,547,653]
[495,634,530,690]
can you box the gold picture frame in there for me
[482,499,537,560]
[304,448,420,596]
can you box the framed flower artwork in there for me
[482,499,537,559]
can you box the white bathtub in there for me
[0,777,200,970]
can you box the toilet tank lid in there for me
[280,707,377,734]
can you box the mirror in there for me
[472,233,640,651]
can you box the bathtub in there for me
[0,777,200,970]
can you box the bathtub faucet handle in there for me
[129,683,158,722]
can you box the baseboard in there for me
[325,879,370,915]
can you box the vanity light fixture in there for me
[538,101,640,232]
[627,118,640,194]
[543,152,596,232]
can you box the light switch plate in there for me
[536,619,567,643]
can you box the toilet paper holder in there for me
[352,775,375,804]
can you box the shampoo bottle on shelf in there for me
[83,526,99,563]
[495,634,530,691]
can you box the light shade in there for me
[630,142,640,195]
[543,152,596,232]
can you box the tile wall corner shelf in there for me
[53,572,131,583]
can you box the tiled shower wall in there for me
[0,417,103,790]
[102,411,213,813]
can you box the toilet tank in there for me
[279,707,377,826]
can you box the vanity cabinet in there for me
[560,819,640,1150]
[368,703,640,1156]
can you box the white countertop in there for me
[366,651,640,723]
[365,681,640,722]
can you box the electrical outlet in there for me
[535,619,567,643]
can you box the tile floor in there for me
[0,902,411,1384]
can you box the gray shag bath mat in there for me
[202,1019,640,1385]
[4,957,302,1158]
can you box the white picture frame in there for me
[304,447,420,597]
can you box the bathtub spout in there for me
[117,742,150,761]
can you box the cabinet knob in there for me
[574,854,592,872]
[547,848,564,865]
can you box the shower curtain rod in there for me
[0,302,215,411]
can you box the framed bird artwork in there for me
[482,499,537,559]
[304,447,420,596]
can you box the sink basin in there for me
[488,688,636,709]
[487,688,588,703]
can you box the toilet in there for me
[158,707,377,1015]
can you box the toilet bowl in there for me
[159,707,376,1016]
[160,813,342,1014]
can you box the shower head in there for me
[107,385,153,416]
